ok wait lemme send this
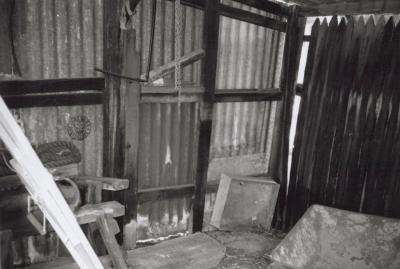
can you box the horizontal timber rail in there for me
[214,88,283,102]
[164,0,287,30]
[219,4,286,32]
[138,184,196,203]
[0,77,104,108]
[165,0,289,17]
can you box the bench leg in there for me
[0,230,13,269]
[96,215,129,269]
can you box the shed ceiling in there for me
[282,0,400,16]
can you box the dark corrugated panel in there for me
[286,16,400,231]
[6,0,103,265]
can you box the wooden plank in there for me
[214,89,282,102]
[0,78,104,95]
[138,184,195,203]
[24,233,225,269]
[0,0,12,75]
[272,6,305,231]
[193,0,220,233]
[219,4,286,32]
[96,215,128,269]
[0,229,13,269]
[75,201,125,224]
[142,49,205,81]
[102,0,124,181]
[3,92,103,108]
[121,29,140,250]
[73,176,129,191]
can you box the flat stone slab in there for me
[269,205,400,269]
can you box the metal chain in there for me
[174,0,182,105]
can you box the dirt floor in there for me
[207,230,285,269]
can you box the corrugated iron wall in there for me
[212,0,285,159]
[12,0,103,177]
[131,1,203,239]
[6,0,103,265]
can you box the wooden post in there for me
[193,0,220,232]
[0,0,12,75]
[121,30,140,250]
[272,6,305,231]
[103,0,124,179]
[103,0,140,249]
[0,230,13,269]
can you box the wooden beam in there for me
[142,49,205,81]
[219,4,286,32]
[298,1,400,16]
[214,88,282,102]
[0,229,13,269]
[0,78,104,95]
[272,6,305,231]
[73,176,129,191]
[138,184,195,203]
[193,0,219,233]
[3,92,103,108]
[103,0,124,181]
[121,30,141,250]
[0,0,12,75]
[232,0,288,16]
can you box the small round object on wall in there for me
[66,115,92,141]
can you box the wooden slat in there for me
[193,0,219,233]
[138,184,195,203]
[273,5,305,231]
[214,89,282,102]
[73,176,129,191]
[3,92,103,108]
[0,78,104,95]
[219,4,286,32]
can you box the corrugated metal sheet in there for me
[133,0,203,83]
[132,0,285,239]
[5,0,103,265]
[136,102,199,239]
[11,0,103,177]
[211,0,285,160]
[130,1,202,240]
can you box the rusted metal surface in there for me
[136,102,199,239]
[286,16,400,231]
[10,0,104,177]
[1,0,103,265]
[269,205,400,269]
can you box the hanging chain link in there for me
[174,0,182,104]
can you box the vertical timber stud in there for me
[121,30,140,250]
[103,0,140,248]
[103,0,124,180]
[193,0,220,232]
[274,5,305,231]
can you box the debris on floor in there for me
[207,230,285,269]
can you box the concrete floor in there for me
[207,230,285,269]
